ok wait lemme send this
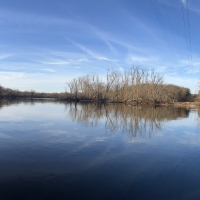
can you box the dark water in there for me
[0,99,200,200]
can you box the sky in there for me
[1,0,200,93]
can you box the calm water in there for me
[0,100,200,200]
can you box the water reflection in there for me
[0,98,59,109]
[67,103,189,139]
[0,99,199,200]
[0,100,190,140]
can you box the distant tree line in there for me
[0,85,66,99]
[66,67,194,104]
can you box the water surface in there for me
[0,99,200,200]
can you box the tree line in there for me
[0,85,66,99]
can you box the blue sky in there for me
[0,0,200,93]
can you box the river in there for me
[0,99,199,199]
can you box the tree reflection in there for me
[0,98,59,109]
[196,108,200,130]
[67,103,189,139]
[0,99,190,139]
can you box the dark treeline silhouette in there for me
[66,67,193,104]
[0,85,67,99]
[67,102,189,139]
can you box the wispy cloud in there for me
[0,54,13,60]
[0,72,68,92]
[186,68,200,74]
[129,55,149,62]
[127,54,159,64]
[39,61,69,65]
[61,10,118,53]
[34,51,90,66]
[66,38,117,62]
[0,71,27,79]
[94,31,117,53]
[119,5,158,40]
[179,59,200,74]
[42,68,56,73]
[0,8,73,26]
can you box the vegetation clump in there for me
[66,67,193,104]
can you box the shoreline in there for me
[159,102,200,108]
[1,98,200,108]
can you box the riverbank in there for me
[161,102,200,108]
[1,97,200,108]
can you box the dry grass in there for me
[171,102,200,108]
